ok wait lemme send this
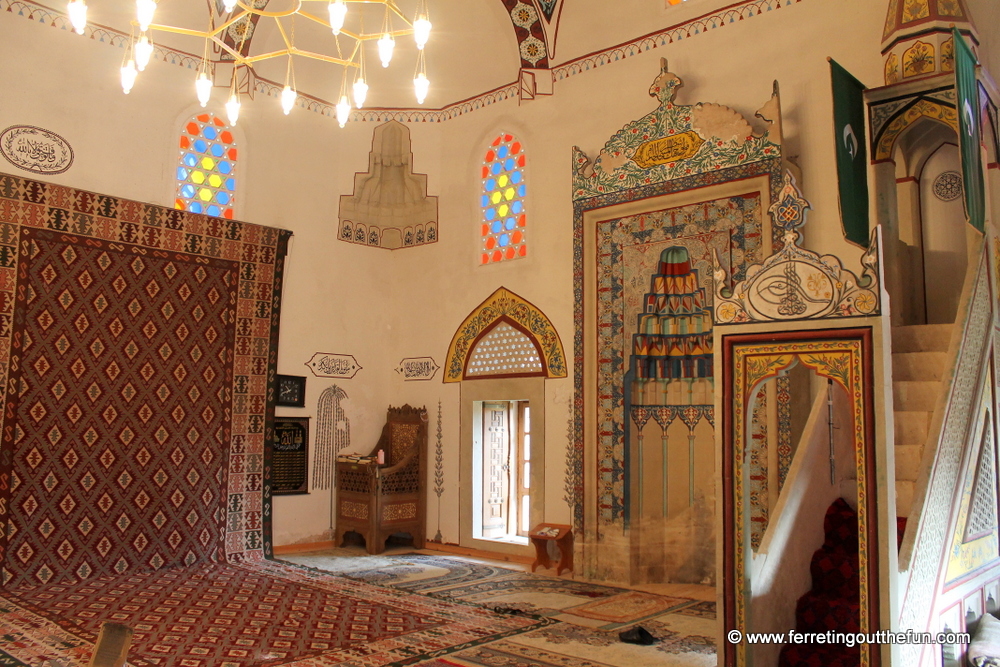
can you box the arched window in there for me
[481,133,526,264]
[175,113,237,219]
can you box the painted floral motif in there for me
[713,173,881,324]
[874,98,958,161]
[510,1,539,28]
[884,0,900,40]
[520,36,547,66]
[941,37,955,72]
[444,288,566,382]
[885,53,901,85]
[572,64,779,201]
[537,0,558,20]
[731,339,872,657]
[597,194,764,523]
[903,40,936,78]
[938,0,964,17]
[902,0,930,21]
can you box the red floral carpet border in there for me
[0,560,552,666]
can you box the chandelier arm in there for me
[202,13,251,38]
[385,1,412,27]
[233,0,304,19]
[356,28,413,40]
[240,48,359,68]
[208,35,253,64]
[274,16,294,51]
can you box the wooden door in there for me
[482,402,510,538]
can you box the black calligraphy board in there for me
[271,417,309,495]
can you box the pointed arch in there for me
[873,98,958,162]
[444,287,566,382]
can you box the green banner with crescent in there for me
[830,59,869,246]
[954,28,985,232]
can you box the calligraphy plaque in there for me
[271,417,309,495]
[305,352,362,379]
[395,357,440,381]
[1,125,74,175]
[631,131,705,169]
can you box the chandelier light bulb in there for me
[413,16,431,50]
[281,85,297,115]
[121,59,138,94]
[328,0,347,35]
[222,0,238,12]
[377,33,395,68]
[136,0,157,32]
[413,72,429,104]
[352,77,369,108]
[135,34,153,72]
[226,93,241,125]
[195,71,212,107]
[336,95,351,128]
[67,0,87,35]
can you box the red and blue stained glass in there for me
[481,133,526,264]
[175,113,237,219]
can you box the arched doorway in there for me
[444,287,566,555]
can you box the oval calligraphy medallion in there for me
[1,125,74,175]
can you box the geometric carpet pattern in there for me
[7,229,235,587]
[0,173,291,585]
[284,551,717,667]
[0,559,551,666]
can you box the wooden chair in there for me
[335,405,428,554]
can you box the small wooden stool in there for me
[529,523,573,575]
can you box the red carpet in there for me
[0,559,551,666]
[778,499,861,667]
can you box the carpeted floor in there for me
[283,548,718,667]
[0,550,717,666]
[0,558,551,667]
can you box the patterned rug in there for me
[283,550,718,666]
[0,559,551,666]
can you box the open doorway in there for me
[459,376,546,557]
[473,400,531,543]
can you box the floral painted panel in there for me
[593,193,764,523]
[572,63,780,201]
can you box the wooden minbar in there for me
[529,523,573,575]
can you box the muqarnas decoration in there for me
[630,246,713,406]
[712,172,881,324]
[338,120,438,250]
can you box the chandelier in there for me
[65,0,432,126]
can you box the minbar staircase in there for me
[891,323,952,518]
[779,324,950,666]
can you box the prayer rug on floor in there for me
[0,559,552,666]
[284,550,718,667]
[284,551,712,627]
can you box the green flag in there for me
[954,28,985,232]
[830,59,869,246]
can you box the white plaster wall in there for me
[0,10,393,548]
[8,0,1000,552]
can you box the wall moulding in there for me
[5,0,806,121]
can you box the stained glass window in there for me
[175,113,237,219]
[481,133,526,264]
